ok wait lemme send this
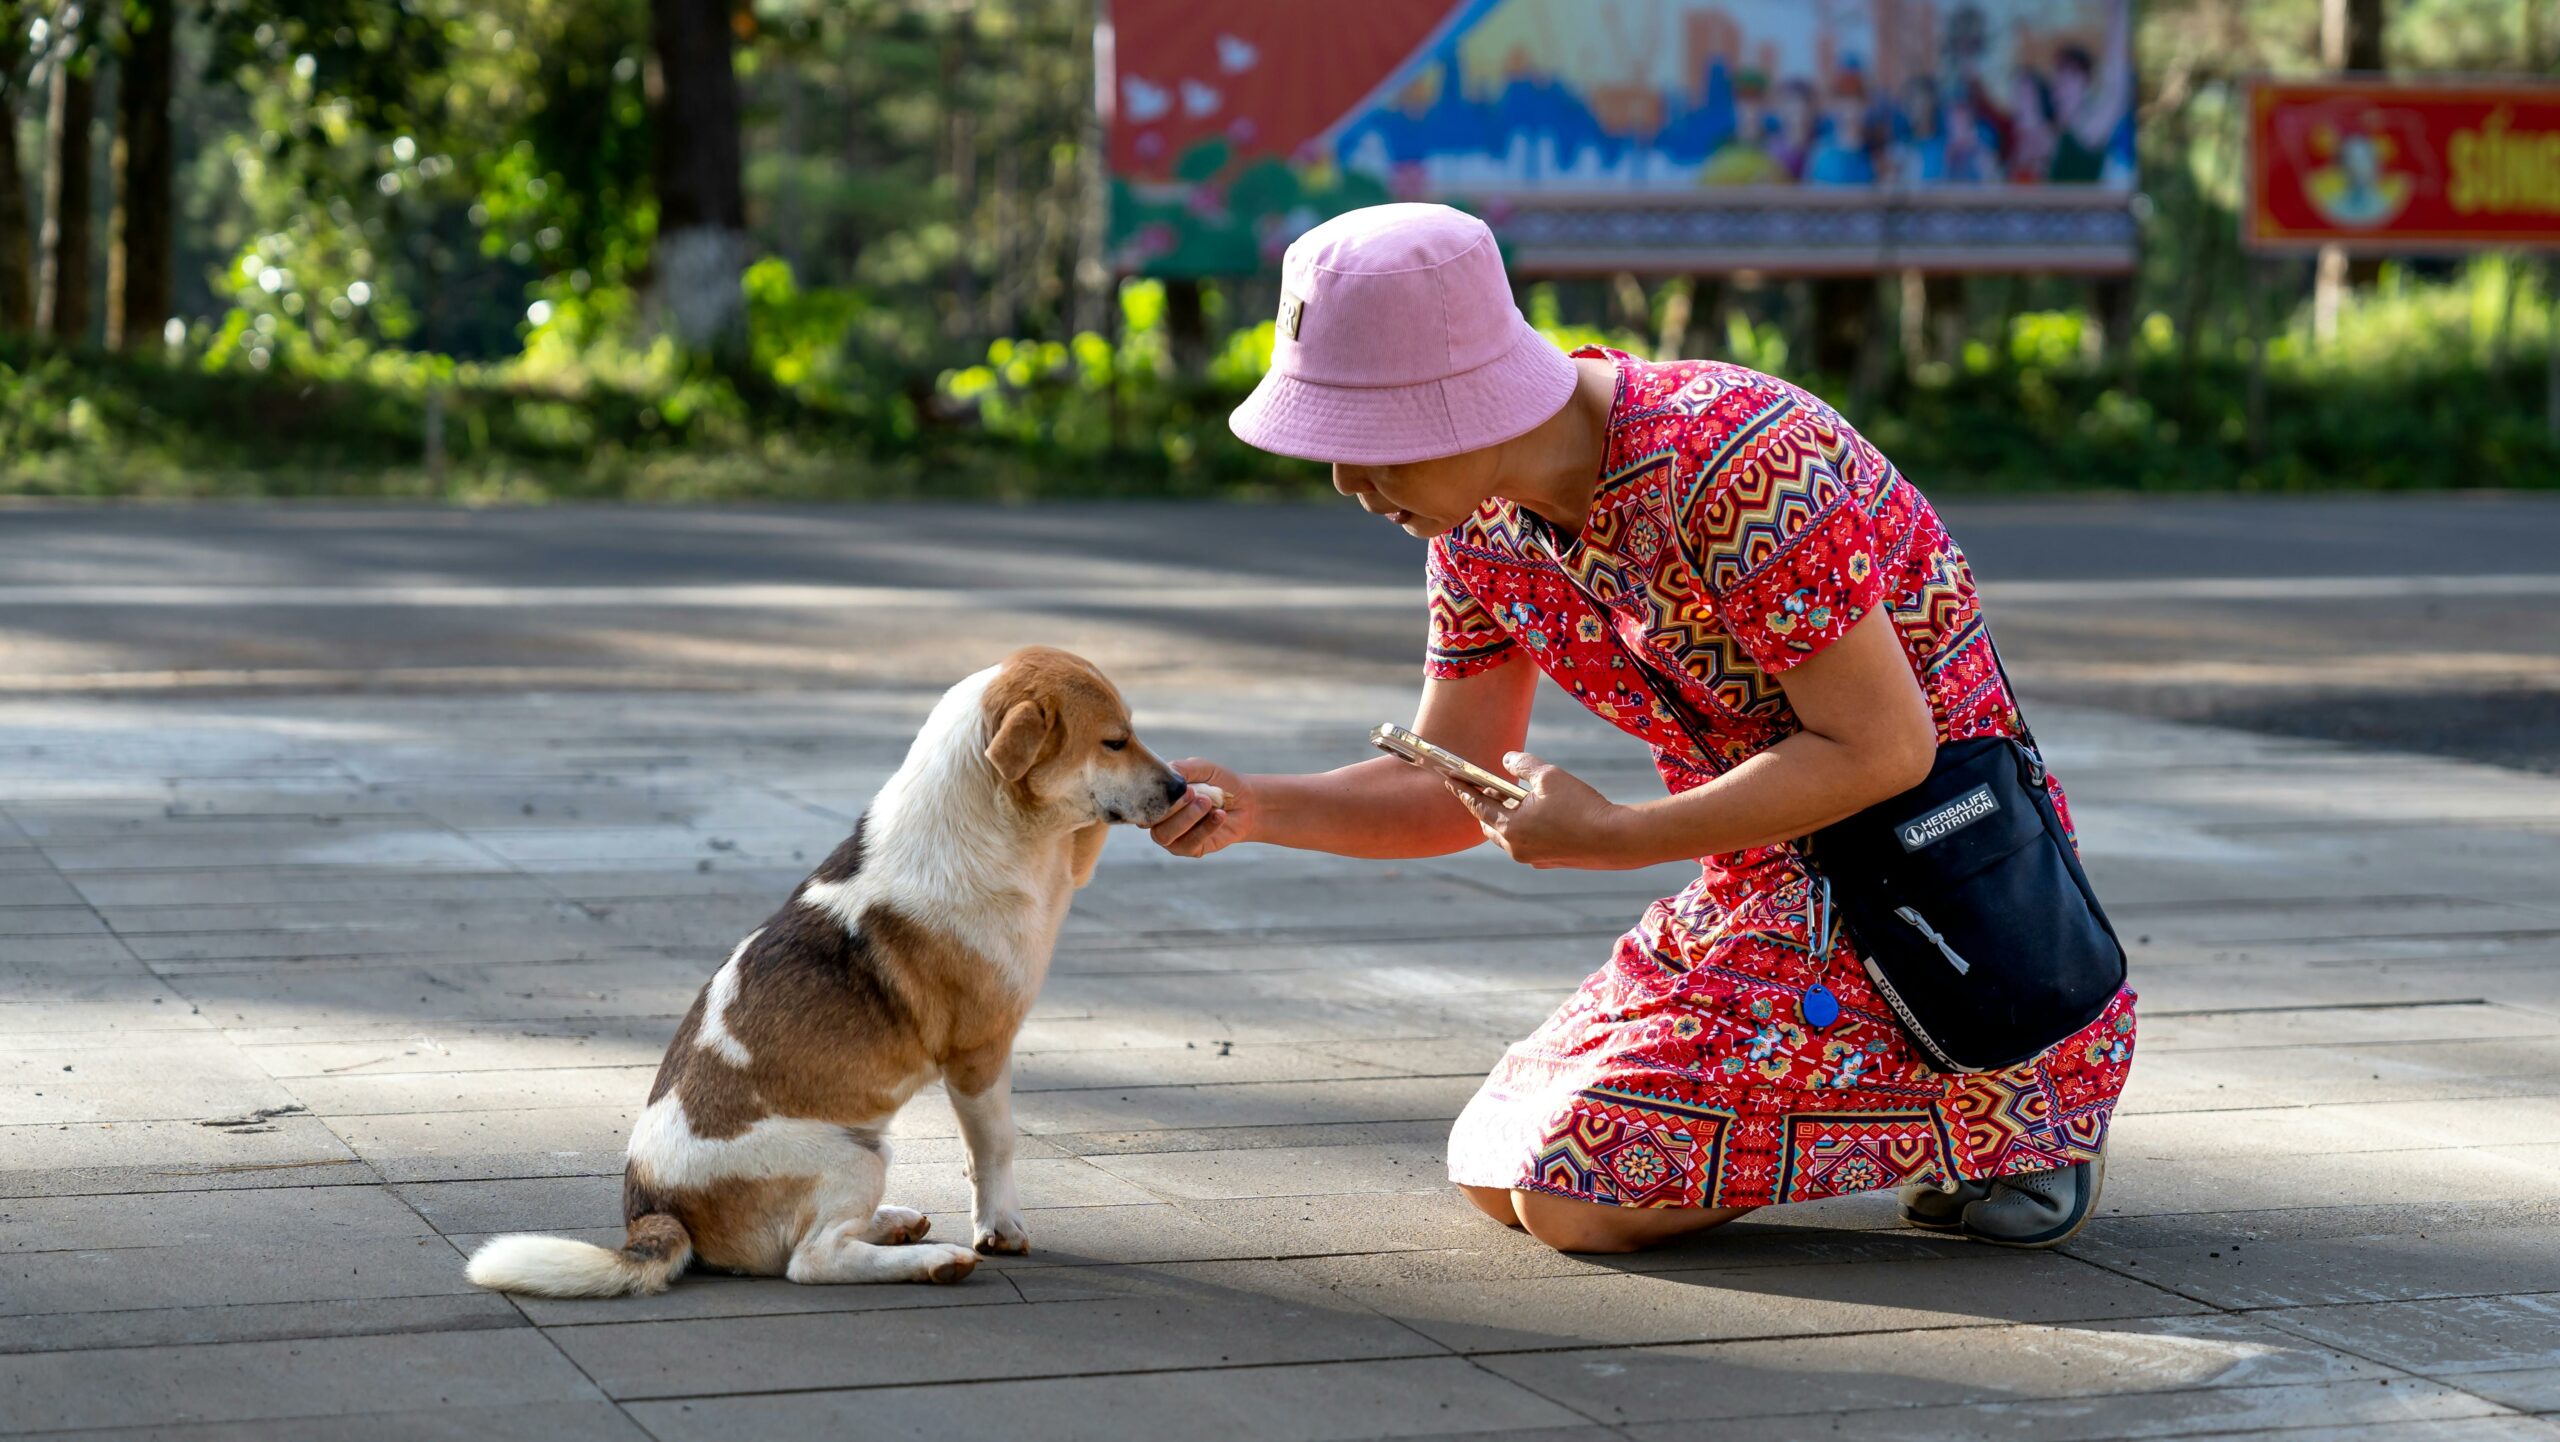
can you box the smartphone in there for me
[1371,723,1528,805]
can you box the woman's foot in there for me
[1896,1176,1991,1230]
[1902,1155,2106,1249]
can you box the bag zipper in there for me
[1893,905,1974,975]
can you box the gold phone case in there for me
[1371,723,1528,804]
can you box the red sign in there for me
[2247,79,2560,253]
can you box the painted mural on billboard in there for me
[1107,0,2137,276]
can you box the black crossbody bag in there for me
[1793,652,2127,1073]
[1521,515,2123,1073]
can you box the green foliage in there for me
[9,0,2560,499]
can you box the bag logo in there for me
[1898,784,1999,852]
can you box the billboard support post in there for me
[2245,259,2270,463]
[2547,258,2558,444]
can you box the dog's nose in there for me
[1163,773,1190,804]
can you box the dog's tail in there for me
[465,1213,691,1298]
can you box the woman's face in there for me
[1332,448,1502,539]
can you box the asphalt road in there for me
[2,494,2556,770]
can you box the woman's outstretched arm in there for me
[1150,658,1538,860]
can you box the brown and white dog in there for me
[464,647,1196,1294]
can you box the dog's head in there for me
[979,647,1189,826]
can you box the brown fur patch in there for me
[621,1212,691,1266]
[800,817,868,889]
[676,1173,826,1273]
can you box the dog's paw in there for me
[866,1206,931,1246]
[973,1214,1032,1255]
[919,1244,979,1284]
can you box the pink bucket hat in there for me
[1228,203,1578,466]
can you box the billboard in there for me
[2246,79,2560,254]
[1104,0,2140,277]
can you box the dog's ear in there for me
[985,699,1053,781]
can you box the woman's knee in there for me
[1456,1183,1522,1228]
[1511,1191,1748,1254]
[1511,1191,1650,1253]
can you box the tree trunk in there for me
[2094,274,2139,395]
[1654,277,1696,361]
[38,30,95,343]
[1070,0,1111,338]
[1810,277,1869,381]
[647,0,749,364]
[0,7,37,332]
[107,0,175,351]
[2315,0,2387,317]
[1925,274,1966,367]
[1163,276,1205,376]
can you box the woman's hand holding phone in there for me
[1442,750,1650,871]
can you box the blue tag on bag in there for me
[1801,984,1841,1030]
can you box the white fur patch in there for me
[630,1092,905,1189]
[695,929,762,1067]
[466,1233,658,1298]
[798,666,1069,994]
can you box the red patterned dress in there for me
[1439,349,2136,1212]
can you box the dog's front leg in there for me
[946,1048,1029,1254]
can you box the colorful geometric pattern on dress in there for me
[1776,1111,1959,1203]
[1423,548,1515,677]
[1525,1087,1727,1209]
[1437,348,2136,1212]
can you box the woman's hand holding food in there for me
[1151,759,1253,858]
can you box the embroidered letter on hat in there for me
[1277,291,1305,340]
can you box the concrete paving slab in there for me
[548,1263,1443,1399]
[0,1182,436,1252]
[502,1266,1025,1329]
[2075,1222,2560,1311]
[6,1400,655,1441]
[2108,1098,2560,1157]
[2457,1366,2560,1414]
[1048,1117,1450,1157]
[0,1329,603,1433]
[624,1356,1588,1442]
[1610,1380,2513,1442]
[239,1021,670,1079]
[1086,1140,1450,1201]
[2099,1139,2560,1216]
[0,1114,357,1176]
[289,1065,660,1117]
[1302,1252,2208,1353]
[1013,1075,1489,1140]
[1475,1312,2400,1426]
[2262,1293,2560,1378]
[2138,1003,2560,1054]
[1,1230,474,1319]
[0,1032,305,1126]
[0,1292,521,1357]
[64,869,558,909]
[2115,1038,2560,1114]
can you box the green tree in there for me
[0,3,40,331]
[646,0,747,365]
[108,0,178,350]
[38,1,96,342]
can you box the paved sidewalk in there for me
[5,670,2559,1440]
